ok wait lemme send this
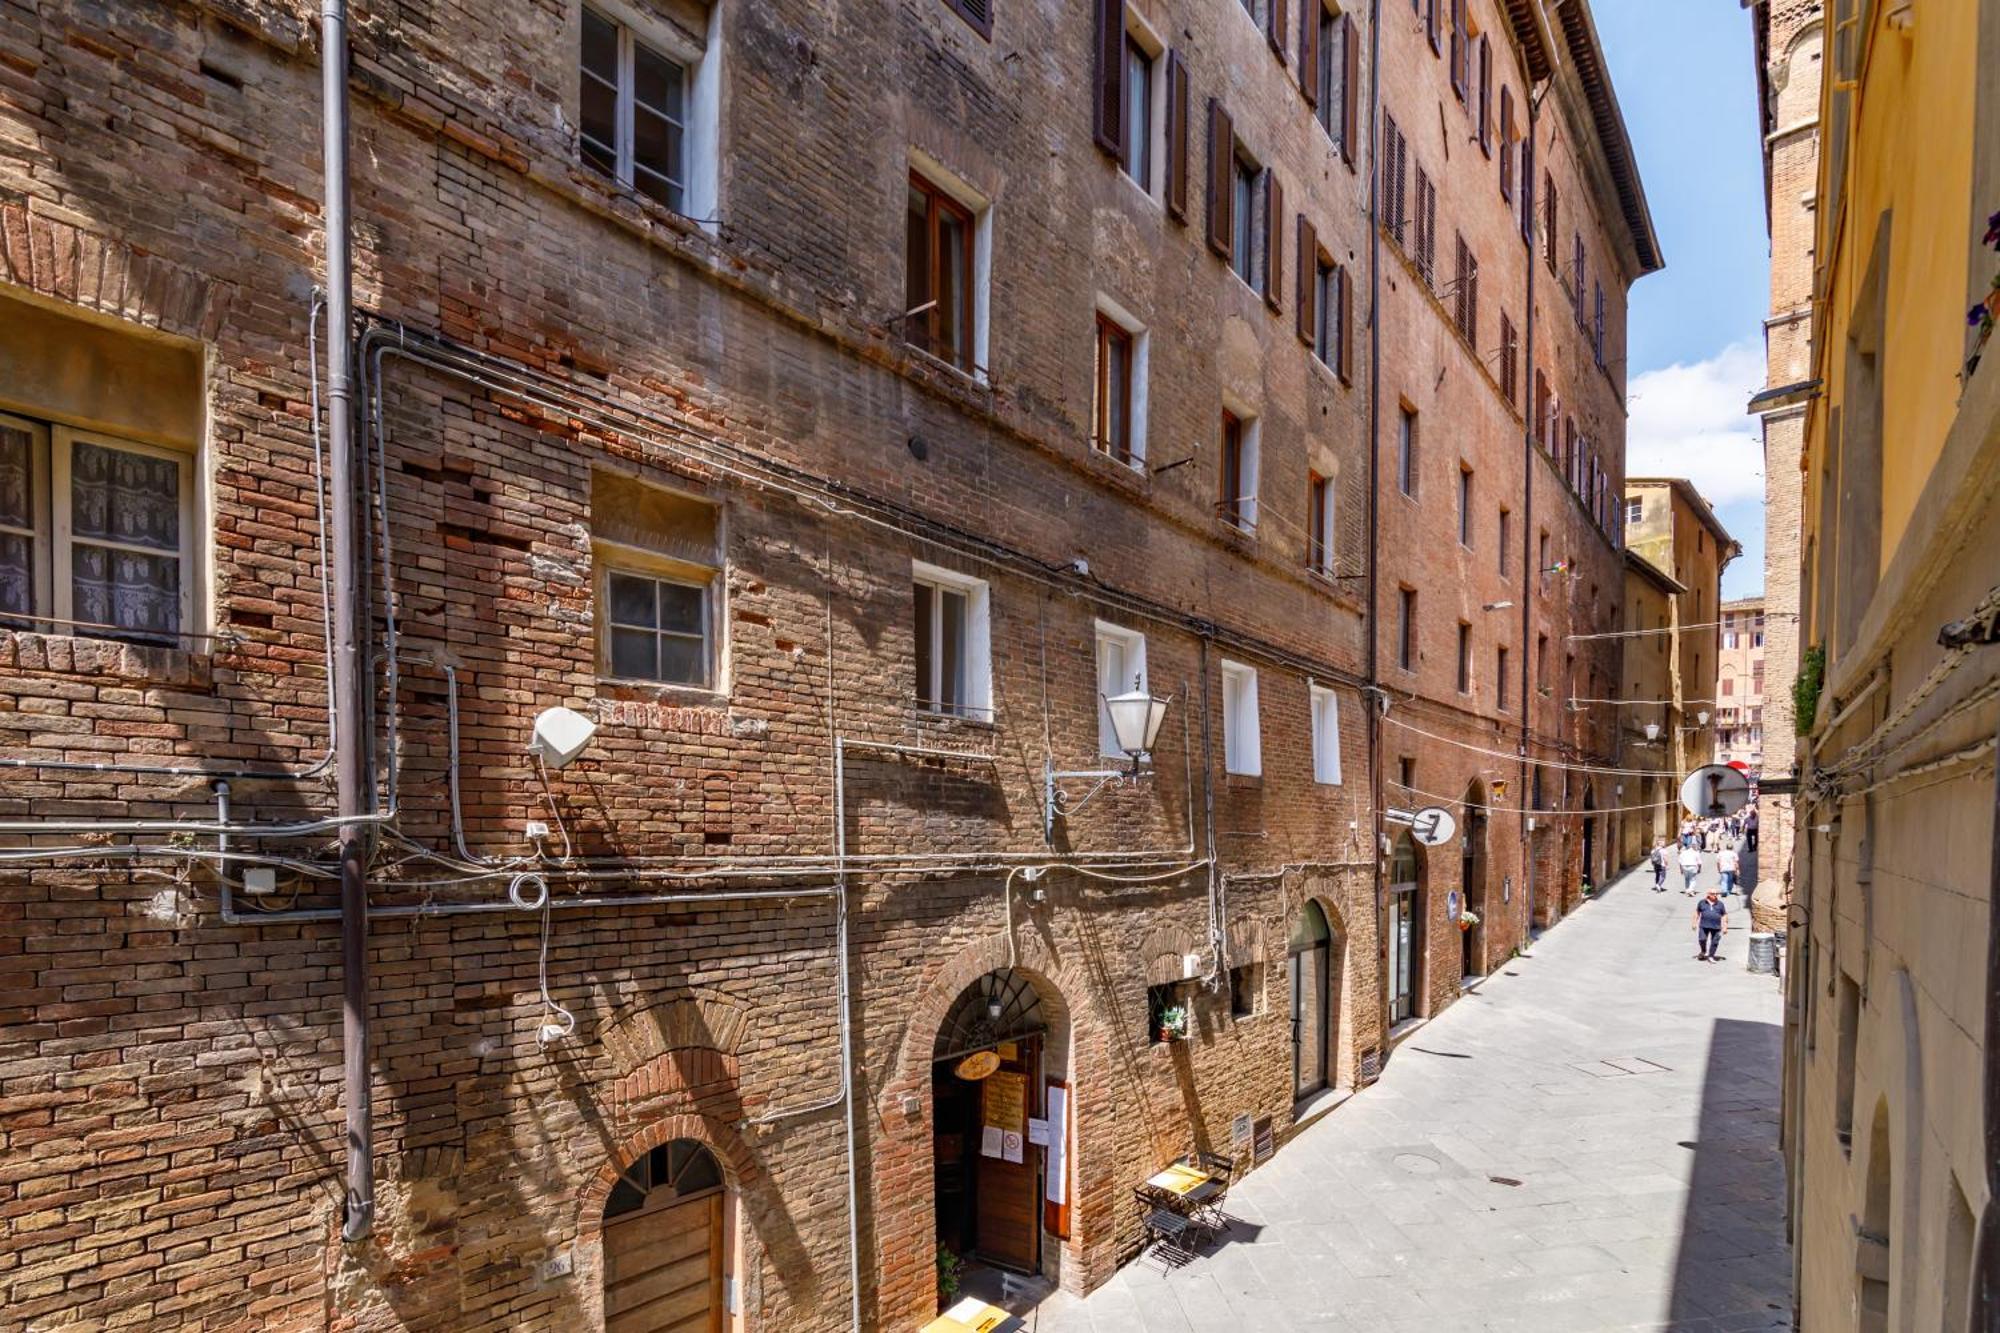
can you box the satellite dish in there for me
[1410,806,1457,847]
[527,706,597,771]
[1680,764,1751,818]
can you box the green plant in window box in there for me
[1157,1004,1190,1042]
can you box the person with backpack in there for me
[1678,843,1704,895]
[1649,841,1669,891]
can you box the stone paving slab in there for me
[1023,854,1792,1333]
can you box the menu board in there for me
[982,1070,1025,1134]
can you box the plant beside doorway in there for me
[936,1245,963,1306]
[1457,909,1480,931]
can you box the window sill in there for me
[0,630,212,689]
[1085,445,1150,489]
[910,707,999,732]
[900,341,992,394]
[596,676,727,705]
[1223,771,1263,787]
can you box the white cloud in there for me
[1626,342,1767,507]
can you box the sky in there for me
[1594,0,1770,600]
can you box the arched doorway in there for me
[1288,901,1332,1099]
[601,1139,730,1333]
[1386,831,1424,1025]
[1459,783,1489,980]
[932,969,1049,1277]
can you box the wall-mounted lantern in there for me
[1043,677,1172,841]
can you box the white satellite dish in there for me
[527,706,597,771]
[1410,806,1457,847]
[1679,764,1751,818]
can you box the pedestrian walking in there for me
[1649,841,1669,891]
[1680,816,1696,849]
[1678,844,1703,894]
[1693,889,1728,961]
[1718,841,1741,897]
[1745,807,1760,852]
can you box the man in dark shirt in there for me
[1693,890,1728,962]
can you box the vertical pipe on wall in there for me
[321,0,374,1245]
[1519,87,1540,942]
[1363,0,1386,1063]
[1972,718,2000,1332]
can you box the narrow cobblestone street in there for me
[1033,854,1791,1333]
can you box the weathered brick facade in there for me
[1370,0,1657,1013]
[0,0,1648,1329]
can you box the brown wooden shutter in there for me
[1449,0,1466,97]
[1336,263,1352,383]
[1295,214,1317,343]
[1340,16,1359,167]
[1166,52,1190,222]
[1426,0,1440,54]
[1499,88,1514,200]
[1206,98,1233,258]
[1092,0,1127,157]
[1520,131,1534,241]
[1299,0,1320,104]
[1264,171,1283,311]
[1477,36,1491,153]
[1270,0,1288,59]
[1467,248,1479,344]
[1452,235,1467,331]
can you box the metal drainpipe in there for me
[1363,0,1386,1052]
[1519,87,1539,941]
[321,0,373,1245]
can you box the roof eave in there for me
[1555,0,1665,275]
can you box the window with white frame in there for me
[1095,621,1147,757]
[913,561,992,719]
[1120,13,1166,194]
[1219,409,1260,533]
[1220,659,1261,775]
[578,4,717,221]
[905,153,992,380]
[1092,297,1148,465]
[0,414,198,645]
[1310,683,1342,784]
[593,471,722,688]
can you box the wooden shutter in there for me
[1340,15,1359,167]
[1466,247,1479,344]
[1426,0,1440,54]
[1336,263,1352,383]
[1166,52,1190,222]
[1206,98,1233,258]
[1499,88,1514,200]
[1477,36,1491,153]
[1092,0,1126,157]
[1264,171,1283,311]
[1519,130,1534,241]
[1383,115,1402,242]
[1449,0,1466,97]
[1500,312,1515,404]
[1299,0,1320,104]
[1452,235,1467,332]
[1296,214,1317,344]
[1269,0,1288,59]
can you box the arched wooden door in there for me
[1289,901,1331,1098]
[602,1140,727,1333]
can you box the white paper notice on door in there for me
[1026,1117,1050,1147]
[1002,1131,1024,1164]
[1043,1085,1068,1205]
[979,1125,1003,1159]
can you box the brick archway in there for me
[874,932,1110,1327]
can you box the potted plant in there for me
[1157,1004,1190,1042]
[936,1245,963,1307]
[1457,909,1480,932]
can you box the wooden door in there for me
[603,1193,724,1333]
[973,1037,1041,1273]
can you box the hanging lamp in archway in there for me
[933,968,1046,1065]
